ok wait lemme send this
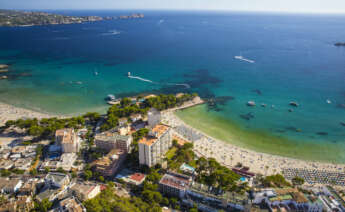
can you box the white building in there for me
[70,182,101,201]
[147,108,161,128]
[95,131,132,153]
[0,178,23,194]
[55,128,80,153]
[138,124,172,167]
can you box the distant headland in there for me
[0,9,144,27]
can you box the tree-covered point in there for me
[101,93,198,132]
[142,93,198,111]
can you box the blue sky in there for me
[2,0,345,14]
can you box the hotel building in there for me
[138,124,172,167]
[55,128,80,153]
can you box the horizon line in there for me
[2,7,345,16]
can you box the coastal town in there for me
[0,93,344,212]
[0,10,144,27]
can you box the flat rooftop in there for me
[95,131,130,142]
[139,124,170,146]
[159,172,190,190]
[55,128,75,144]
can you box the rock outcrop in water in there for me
[240,112,254,120]
[289,101,299,107]
[252,89,262,95]
[334,42,345,47]
[317,132,328,136]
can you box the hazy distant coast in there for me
[0,9,144,27]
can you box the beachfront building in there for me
[253,188,323,212]
[93,149,126,177]
[138,124,172,167]
[95,131,132,153]
[159,172,192,198]
[55,128,80,153]
[148,108,161,128]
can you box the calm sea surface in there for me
[0,10,344,161]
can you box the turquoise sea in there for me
[0,10,345,161]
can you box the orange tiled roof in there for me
[138,124,169,146]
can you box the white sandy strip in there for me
[0,102,61,126]
[161,109,345,179]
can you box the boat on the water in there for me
[247,101,256,106]
[106,94,115,101]
[326,99,332,104]
[128,72,131,77]
[234,55,255,63]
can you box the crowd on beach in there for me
[161,110,345,179]
[0,102,54,126]
[1,99,344,181]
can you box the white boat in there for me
[234,55,255,63]
[106,94,115,101]
[326,99,332,104]
[128,72,131,77]
[247,101,256,106]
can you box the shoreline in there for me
[0,102,62,126]
[2,98,344,179]
[161,106,345,178]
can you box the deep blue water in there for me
[0,10,344,146]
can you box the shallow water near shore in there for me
[176,104,345,163]
[0,10,345,162]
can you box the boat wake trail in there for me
[128,73,190,88]
[166,83,191,89]
[128,75,154,83]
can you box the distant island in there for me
[0,9,144,27]
[334,42,345,47]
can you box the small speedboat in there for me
[247,101,256,106]
[326,99,332,104]
[106,94,115,101]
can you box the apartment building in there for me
[138,124,172,167]
[55,128,80,153]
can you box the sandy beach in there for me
[1,98,344,180]
[0,102,60,126]
[162,109,345,177]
